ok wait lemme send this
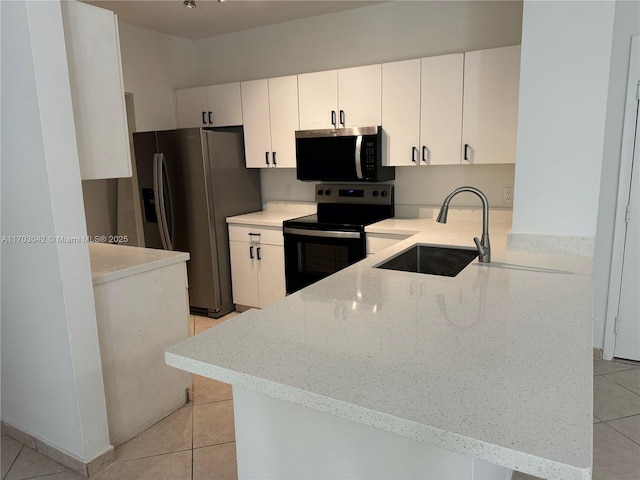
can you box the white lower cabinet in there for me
[229,225,286,309]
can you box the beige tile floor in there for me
[2,313,639,480]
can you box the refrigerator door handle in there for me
[153,153,168,250]
[159,153,174,250]
[153,153,173,250]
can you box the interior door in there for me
[614,100,639,361]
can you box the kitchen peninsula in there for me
[166,218,592,480]
[90,243,192,446]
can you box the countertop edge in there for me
[165,350,590,480]
[92,252,189,286]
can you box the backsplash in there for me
[260,164,516,208]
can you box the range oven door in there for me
[283,227,366,294]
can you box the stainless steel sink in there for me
[375,244,478,277]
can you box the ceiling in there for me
[83,1,385,41]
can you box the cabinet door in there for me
[381,59,421,166]
[229,241,259,308]
[241,79,272,168]
[207,82,243,126]
[268,75,299,168]
[256,244,286,308]
[61,1,131,180]
[420,54,464,165]
[175,87,208,128]
[338,64,382,127]
[298,70,338,130]
[462,45,521,164]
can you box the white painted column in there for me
[1,0,111,463]
[510,0,616,255]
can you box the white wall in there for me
[1,0,111,463]
[118,21,197,132]
[593,0,640,349]
[195,1,523,85]
[195,1,523,206]
[512,1,616,237]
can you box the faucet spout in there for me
[436,186,491,263]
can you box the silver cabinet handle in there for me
[331,110,337,127]
[339,110,345,126]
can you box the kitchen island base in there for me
[233,386,512,480]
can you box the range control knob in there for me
[372,191,379,197]
[381,191,388,197]
[324,189,331,196]
[317,189,324,195]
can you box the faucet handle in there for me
[473,237,487,254]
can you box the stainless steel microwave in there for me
[295,126,395,182]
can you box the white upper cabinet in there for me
[420,53,464,165]
[241,75,299,168]
[462,45,521,164]
[383,47,519,166]
[207,83,243,127]
[298,70,338,130]
[61,0,131,180]
[298,65,382,130]
[382,55,463,166]
[241,79,272,168]
[337,64,382,128]
[175,87,208,128]
[381,59,422,166]
[175,82,243,128]
[268,75,299,168]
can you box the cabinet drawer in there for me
[228,224,284,246]
[366,233,411,255]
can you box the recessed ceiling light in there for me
[183,0,196,9]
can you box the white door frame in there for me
[603,35,640,360]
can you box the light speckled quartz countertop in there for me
[226,202,316,227]
[89,243,189,286]
[166,218,592,480]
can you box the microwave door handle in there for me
[354,135,363,180]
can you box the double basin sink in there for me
[375,244,478,277]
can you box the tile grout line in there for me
[602,418,640,448]
[600,374,640,398]
[3,444,24,480]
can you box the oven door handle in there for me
[284,227,361,239]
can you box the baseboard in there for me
[0,421,114,477]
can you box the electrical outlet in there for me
[284,184,292,197]
[503,187,514,205]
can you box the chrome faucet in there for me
[436,186,491,263]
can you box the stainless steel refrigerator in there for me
[132,128,262,318]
